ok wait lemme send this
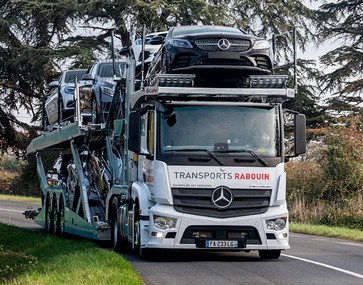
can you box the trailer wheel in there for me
[111,198,121,251]
[259,250,281,259]
[56,196,65,236]
[51,195,58,234]
[45,194,54,234]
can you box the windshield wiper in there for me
[165,148,225,166]
[217,149,269,166]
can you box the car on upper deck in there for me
[78,58,126,124]
[44,69,87,127]
[145,25,274,87]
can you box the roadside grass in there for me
[290,222,363,242]
[0,223,144,285]
[0,194,41,205]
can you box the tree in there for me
[317,0,363,113]
[0,0,321,153]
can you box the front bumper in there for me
[140,204,289,251]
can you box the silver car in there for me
[45,69,87,125]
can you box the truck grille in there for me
[172,187,271,218]
[194,38,251,52]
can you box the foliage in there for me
[287,118,363,229]
[322,122,363,200]
[317,0,363,112]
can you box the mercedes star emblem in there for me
[217,38,231,51]
[211,187,233,209]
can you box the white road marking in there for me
[283,254,363,279]
[0,208,23,213]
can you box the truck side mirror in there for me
[128,111,141,153]
[294,114,306,155]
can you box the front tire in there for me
[133,201,149,259]
[259,250,281,259]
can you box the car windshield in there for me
[99,62,125,77]
[172,26,243,37]
[159,105,280,157]
[64,70,87,83]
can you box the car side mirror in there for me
[81,73,94,81]
[48,80,59,88]
[149,36,165,45]
[119,46,130,56]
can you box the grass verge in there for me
[290,222,363,242]
[0,223,144,285]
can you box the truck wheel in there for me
[259,250,281,259]
[45,194,54,233]
[56,196,65,236]
[134,202,149,259]
[111,198,121,251]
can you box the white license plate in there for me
[206,240,238,248]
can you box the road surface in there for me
[1,199,362,285]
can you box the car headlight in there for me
[100,86,114,97]
[252,40,270,50]
[63,87,74,94]
[153,215,177,230]
[266,217,287,231]
[169,39,193,48]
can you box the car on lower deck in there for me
[145,25,274,87]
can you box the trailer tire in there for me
[259,250,281,259]
[56,196,65,236]
[45,194,54,233]
[111,198,122,251]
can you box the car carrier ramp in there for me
[27,122,104,154]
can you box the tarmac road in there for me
[0,199,42,231]
[1,199,363,285]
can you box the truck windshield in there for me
[159,105,280,157]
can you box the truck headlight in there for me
[266,217,287,231]
[153,215,177,230]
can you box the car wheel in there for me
[161,52,168,74]
[91,96,100,124]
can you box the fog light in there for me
[266,217,287,231]
[153,215,177,230]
